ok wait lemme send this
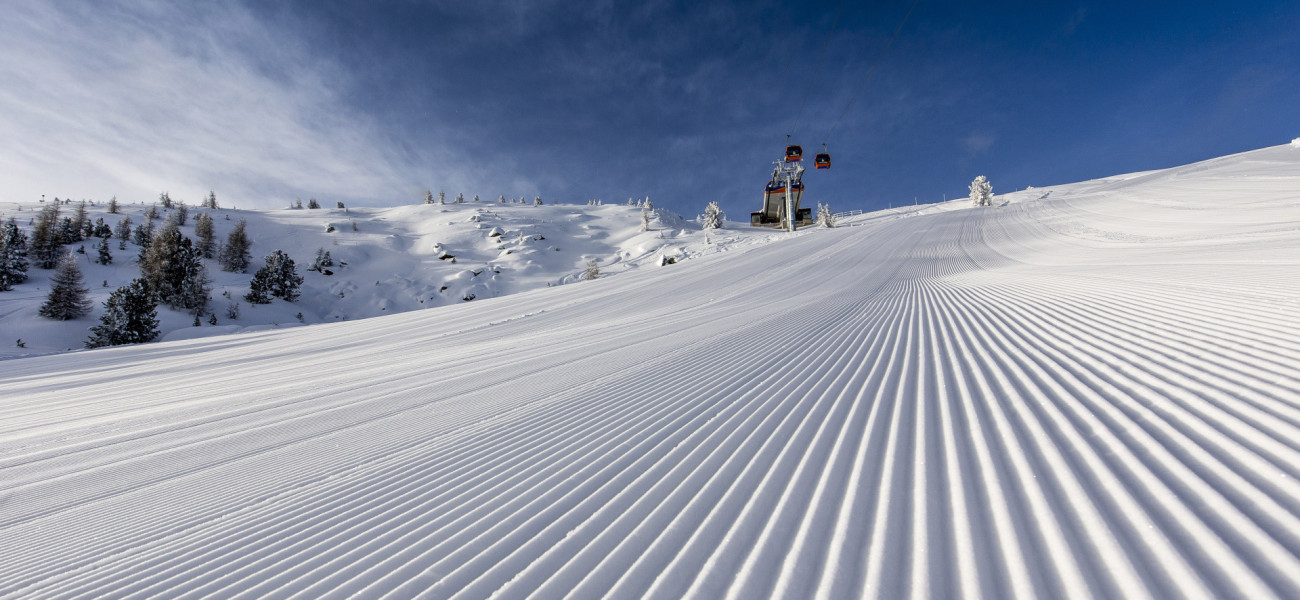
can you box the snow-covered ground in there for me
[2,143,1300,598]
[0,198,776,359]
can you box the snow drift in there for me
[2,144,1299,598]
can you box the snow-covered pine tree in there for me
[86,278,159,348]
[174,201,189,226]
[307,248,334,273]
[308,198,320,209]
[702,201,723,230]
[92,217,111,238]
[95,236,113,265]
[194,212,215,258]
[107,196,120,214]
[219,219,252,272]
[455,193,465,203]
[30,203,62,269]
[644,197,653,210]
[58,216,80,244]
[424,190,434,205]
[534,196,543,206]
[73,201,90,241]
[141,225,209,313]
[969,175,993,207]
[640,210,651,232]
[145,205,159,221]
[499,195,506,204]
[159,191,173,209]
[39,252,92,320]
[816,202,835,228]
[204,191,219,209]
[246,250,303,303]
[582,259,600,280]
[0,218,30,291]
[438,191,445,205]
[132,221,154,252]
[114,216,133,243]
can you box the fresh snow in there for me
[0,200,762,359]
[2,143,1300,598]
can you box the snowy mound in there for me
[4,145,1300,598]
[1292,136,1300,147]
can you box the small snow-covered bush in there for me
[1292,137,1300,148]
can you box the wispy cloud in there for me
[0,1,440,207]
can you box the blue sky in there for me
[2,1,1298,219]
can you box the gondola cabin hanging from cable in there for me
[785,145,803,162]
[814,152,831,169]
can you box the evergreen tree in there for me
[86,279,159,348]
[57,216,79,244]
[133,220,154,250]
[76,202,94,239]
[702,201,723,230]
[640,210,651,232]
[114,216,133,243]
[455,193,465,203]
[535,196,543,206]
[107,196,120,214]
[438,191,445,205]
[499,195,506,204]
[245,250,303,303]
[424,189,434,205]
[307,198,320,209]
[174,201,189,226]
[39,253,92,320]
[307,247,334,273]
[95,236,113,265]
[816,202,836,228]
[194,212,215,258]
[140,225,210,313]
[145,205,159,221]
[0,218,30,291]
[582,259,600,281]
[30,203,63,269]
[219,219,252,272]
[92,217,112,238]
[203,190,218,209]
[159,191,173,209]
[969,175,993,207]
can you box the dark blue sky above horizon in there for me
[3,1,1298,218]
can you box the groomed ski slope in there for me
[3,144,1300,599]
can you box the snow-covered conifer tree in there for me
[307,198,320,209]
[107,196,120,214]
[816,203,835,228]
[30,203,62,269]
[159,191,173,209]
[582,259,600,280]
[245,250,302,303]
[0,218,30,291]
[194,212,215,258]
[219,219,252,272]
[702,201,723,230]
[95,236,113,265]
[39,252,92,320]
[86,278,158,347]
[969,175,993,207]
[640,210,651,232]
[535,196,543,206]
[438,191,446,205]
